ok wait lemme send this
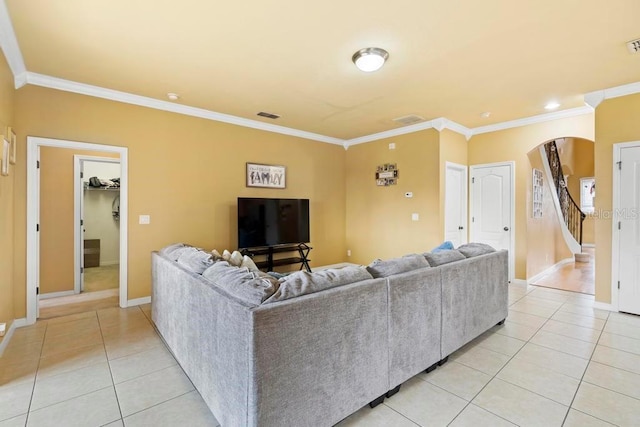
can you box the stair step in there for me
[575,252,591,263]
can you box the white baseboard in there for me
[527,258,574,285]
[510,279,528,286]
[40,290,77,300]
[582,243,595,248]
[593,301,616,312]
[0,317,28,357]
[127,296,151,307]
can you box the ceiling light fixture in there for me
[167,92,180,101]
[352,47,389,72]
[480,112,491,118]
[544,101,560,110]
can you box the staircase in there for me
[540,140,587,258]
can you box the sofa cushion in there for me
[202,261,278,305]
[159,243,190,261]
[263,266,373,304]
[431,241,454,253]
[176,247,214,274]
[457,243,497,258]
[366,254,430,278]
[423,249,466,266]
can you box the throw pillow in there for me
[229,250,244,267]
[431,241,454,253]
[222,249,232,262]
[211,249,223,260]
[366,254,430,278]
[176,247,214,274]
[457,242,497,258]
[263,266,373,304]
[240,255,260,272]
[423,249,466,266]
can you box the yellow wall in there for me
[594,92,640,304]
[526,148,573,278]
[39,147,118,294]
[345,130,441,264]
[468,114,594,280]
[12,85,347,315]
[0,50,15,345]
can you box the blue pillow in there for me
[431,241,454,253]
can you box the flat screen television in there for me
[237,198,310,248]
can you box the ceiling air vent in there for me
[626,38,640,54]
[393,115,425,126]
[257,111,280,119]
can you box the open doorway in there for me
[26,137,128,324]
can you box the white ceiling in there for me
[2,0,640,143]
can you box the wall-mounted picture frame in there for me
[532,168,543,218]
[1,138,9,176]
[246,162,286,189]
[8,127,16,164]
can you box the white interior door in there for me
[470,162,515,280]
[444,162,468,247]
[79,160,86,292]
[618,146,640,315]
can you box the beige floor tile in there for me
[115,365,194,417]
[104,333,164,361]
[565,294,596,306]
[44,311,96,326]
[26,386,120,427]
[43,316,100,340]
[101,319,155,341]
[383,376,467,426]
[558,303,609,320]
[572,382,640,426]
[496,358,580,406]
[421,361,491,401]
[509,300,557,318]
[40,328,103,358]
[540,320,601,343]
[31,361,113,411]
[583,361,640,400]
[506,310,548,329]
[513,343,588,379]
[102,420,124,427]
[526,289,570,303]
[472,379,568,427]
[8,327,46,348]
[36,344,107,380]
[123,391,220,427]
[0,414,28,427]
[1,340,43,363]
[603,321,640,341]
[598,332,640,355]
[608,311,640,327]
[97,307,147,329]
[336,404,417,427]
[449,404,516,427]
[452,345,512,376]
[563,409,615,426]
[475,332,525,357]
[530,331,596,359]
[0,382,33,422]
[492,321,539,341]
[0,357,38,387]
[109,344,176,384]
[551,311,605,330]
[591,345,640,375]
[519,295,564,309]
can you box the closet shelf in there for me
[84,187,120,191]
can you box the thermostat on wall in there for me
[405,192,413,198]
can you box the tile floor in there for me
[1,284,640,426]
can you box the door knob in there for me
[458,226,464,230]
[503,226,509,231]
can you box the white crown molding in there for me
[585,81,640,109]
[23,72,345,146]
[470,106,594,136]
[440,118,474,140]
[0,0,26,86]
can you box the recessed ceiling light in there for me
[480,112,491,118]
[167,93,180,101]
[352,47,389,72]
[544,101,560,110]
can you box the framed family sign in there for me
[246,163,286,189]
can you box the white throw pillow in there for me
[229,251,244,267]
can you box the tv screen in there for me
[238,198,310,248]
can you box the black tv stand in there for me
[241,243,312,272]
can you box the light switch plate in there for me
[412,213,419,221]
[139,215,150,225]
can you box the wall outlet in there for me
[389,143,396,150]
[347,249,351,257]
[139,215,150,225]
[412,213,419,221]
[0,322,6,337]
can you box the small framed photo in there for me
[8,127,16,164]
[246,163,286,188]
[1,138,9,176]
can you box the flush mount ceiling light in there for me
[167,92,180,101]
[544,101,560,110]
[352,47,389,72]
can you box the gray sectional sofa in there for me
[151,245,508,427]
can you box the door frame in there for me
[444,162,468,246]
[26,136,129,325]
[611,141,640,313]
[469,161,516,281]
[73,155,121,295]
